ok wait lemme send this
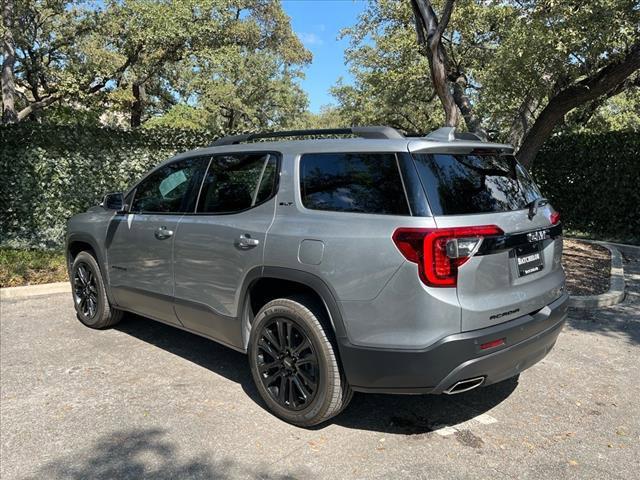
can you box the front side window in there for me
[197,153,278,214]
[300,152,410,215]
[412,152,542,215]
[131,157,204,213]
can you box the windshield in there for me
[411,152,541,215]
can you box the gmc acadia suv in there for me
[66,126,568,426]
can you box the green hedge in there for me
[1,124,638,248]
[533,131,640,244]
[1,124,211,248]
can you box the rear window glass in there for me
[300,153,410,215]
[412,153,541,215]
[198,153,277,214]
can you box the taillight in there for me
[392,225,504,287]
[550,211,560,225]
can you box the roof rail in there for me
[210,126,404,146]
[425,127,484,142]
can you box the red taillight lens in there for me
[550,211,560,225]
[392,225,503,287]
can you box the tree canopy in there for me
[3,0,639,161]
[1,0,311,131]
[335,0,640,164]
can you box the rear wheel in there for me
[248,296,352,427]
[71,251,123,329]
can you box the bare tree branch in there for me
[517,42,640,166]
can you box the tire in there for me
[70,251,123,329]
[248,295,352,427]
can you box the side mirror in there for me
[101,192,125,211]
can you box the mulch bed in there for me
[562,239,611,296]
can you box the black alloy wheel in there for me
[73,262,99,320]
[255,317,319,411]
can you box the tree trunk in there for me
[411,0,460,127]
[130,82,146,128]
[451,73,485,138]
[1,0,17,124]
[517,42,640,167]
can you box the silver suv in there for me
[66,126,567,426]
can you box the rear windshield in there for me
[411,152,541,215]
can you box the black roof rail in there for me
[209,126,404,146]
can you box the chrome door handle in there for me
[154,226,174,240]
[236,234,259,249]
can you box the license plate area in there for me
[515,242,544,277]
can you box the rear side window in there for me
[300,153,410,215]
[412,152,541,215]
[197,153,278,214]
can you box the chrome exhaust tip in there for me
[444,376,485,395]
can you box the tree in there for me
[1,0,17,123]
[147,46,309,134]
[337,0,640,166]
[1,0,310,129]
[331,0,443,132]
[410,0,459,127]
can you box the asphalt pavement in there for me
[1,254,639,479]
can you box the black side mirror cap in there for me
[101,192,125,211]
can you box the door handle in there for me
[236,234,260,249]
[154,226,174,240]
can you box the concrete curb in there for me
[0,282,71,301]
[567,241,626,309]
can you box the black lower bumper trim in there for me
[339,293,569,394]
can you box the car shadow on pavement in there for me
[26,428,302,480]
[330,377,518,434]
[115,314,518,435]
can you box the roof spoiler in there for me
[210,126,405,146]
[424,127,485,142]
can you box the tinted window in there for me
[300,153,409,215]
[198,153,277,214]
[412,153,541,215]
[131,157,204,213]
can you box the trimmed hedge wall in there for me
[533,131,640,243]
[1,124,211,248]
[1,124,638,248]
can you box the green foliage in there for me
[5,0,311,129]
[0,123,210,248]
[0,248,67,287]
[335,0,640,141]
[533,131,640,243]
[564,88,640,134]
[332,0,444,132]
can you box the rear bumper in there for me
[339,293,569,394]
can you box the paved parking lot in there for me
[2,254,639,480]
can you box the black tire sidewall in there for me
[248,300,335,425]
[71,252,108,328]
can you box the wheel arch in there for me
[239,266,348,351]
[66,233,115,304]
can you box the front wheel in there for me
[248,296,352,427]
[71,251,123,329]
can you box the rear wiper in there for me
[527,197,548,220]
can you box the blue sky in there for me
[282,0,367,113]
